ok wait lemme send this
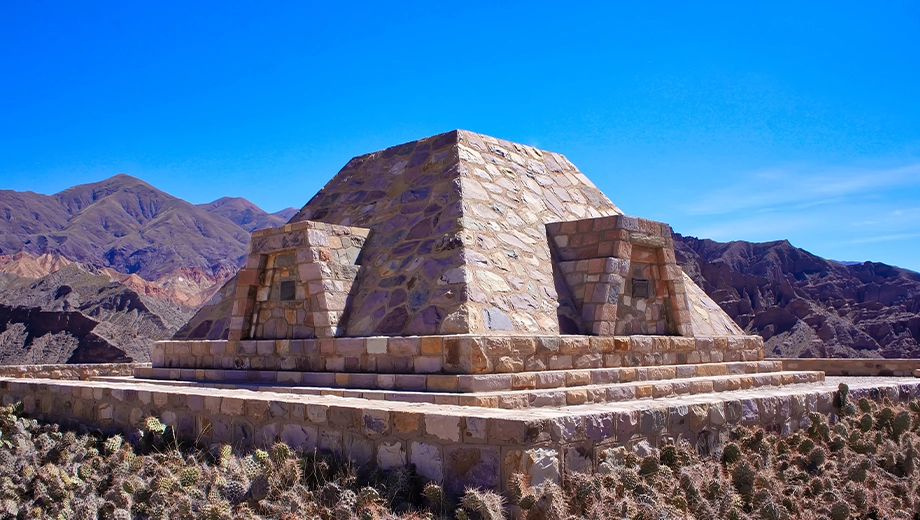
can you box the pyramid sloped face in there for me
[290,130,622,335]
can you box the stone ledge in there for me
[154,335,765,374]
[0,363,147,380]
[122,370,824,409]
[773,358,920,377]
[135,360,786,393]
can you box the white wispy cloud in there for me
[682,163,920,216]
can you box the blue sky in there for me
[2,2,919,270]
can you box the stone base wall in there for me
[2,376,917,495]
[154,335,765,375]
[0,363,145,380]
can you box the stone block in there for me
[393,411,422,435]
[377,441,406,470]
[426,414,461,442]
[444,447,500,496]
[411,442,444,482]
[503,448,560,488]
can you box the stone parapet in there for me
[774,358,920,377]
[0,363,146,380]
[137,360,784,393]
[3,376,917,495]
[153,334,765,375]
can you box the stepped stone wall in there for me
[3,376,918,496]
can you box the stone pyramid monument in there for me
[224,129,740,345]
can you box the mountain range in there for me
[0,173,918,363]
[676,235,920,359]
[0,174,296,363]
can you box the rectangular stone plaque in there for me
[279,280,296,301]
[632,278,649,298]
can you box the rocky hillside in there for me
[0,174,292,281]
[0,176,296,364]
[0,262,195,363]
[675,234,920,359]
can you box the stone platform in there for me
[3,373,918,495]
[0,130,887,494]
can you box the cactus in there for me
[829,435,847,452]
[179,466,200,487]
[807,447,827,470]
[829,500,850,520]
[892,411,911,440]
[460,488,505,520]
[506,472,530,505]
[334,489,357,520]
[618,467,640,491]
[270,441,292,463]
[877,407,895,431]
[731,460,756,501]
[526,482,567,520]
[639,455,660,476]
[722,443,742,465]
[660,444,679,469]
[422,482,445,513]
[240,454,261,479]
[201,499,232,520]
[104,435,123,455]
[797,438,815,455]
[143,416,166,435]
[253,449,269,464]
[221,478,248,504]
[759,497,789,520]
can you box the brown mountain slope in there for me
[675,234,920,358]
[0,174,250,280]
[0,263,195,363]
[197,197,298,232]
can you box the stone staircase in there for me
[123,359,823,410]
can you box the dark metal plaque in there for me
[279,280,296,301]
[632,278,649,299]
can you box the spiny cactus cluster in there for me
[5,387,920,519]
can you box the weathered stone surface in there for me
[410,441,443,482]
[444,446,500,496]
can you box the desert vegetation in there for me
[2,385,920,519]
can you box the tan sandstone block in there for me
[393,411,422,435]
[221,397,245,416]
[427,375,459,392]
[635,385,653,398]
[420,336,442,355]
[512,373,537,390]
[566,390,588,405]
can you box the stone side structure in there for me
[153,335,766,376]
[229,221,370,340]
[547,215,692,337]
